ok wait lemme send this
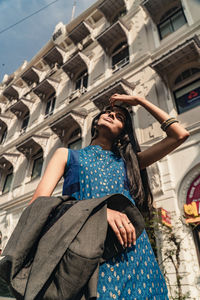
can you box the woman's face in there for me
[97,107,126,138]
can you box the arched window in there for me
[158,6,187,40]
[173,68,200,114]
[112,42,129,73]
[75,70,88,92]
[68,128,82,150]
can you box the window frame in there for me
[31,150,43,181]
[75,70,88,92]
[158,7,187,40]
[111,42,129,73]
[2,169,13,194]
[173,78,200,114]
[45,95,56,118]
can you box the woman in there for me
[31,93,189,299]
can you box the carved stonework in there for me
[148,162,163,195]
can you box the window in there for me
[112,42,129,73]
[175,68,200,85]
[75,70,88,91]
[68,128,82,150]
[45,94,56,117]
[68,138,82,150]
[0,128,7,145]
[2,169,13,194]
[158,7,187,40]
[31,150,43,180]
[20,113,29,133]
[174,78,200,114]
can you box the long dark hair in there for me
[91,105,153,214]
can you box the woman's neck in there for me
[91,137,113,150]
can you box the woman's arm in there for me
[110,94,190,169]
[29,148,68,204]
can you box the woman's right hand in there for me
[107,208,136,248]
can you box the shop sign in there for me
[159,208,172,227]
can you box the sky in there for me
[0,0,95,82]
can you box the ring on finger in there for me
[119,225,123,229]
[128,221,131,224]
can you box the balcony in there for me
[150,36,200,78]
[68,21,92,44]
[0,152,19,170]
[98,0,126,21]
[50,109,87,142]
[62,52,89,79]
[141,0,177,23]
[21,67,45,86]
[16,134,49,157]
[43,46,66,67]
[33,78,59,100]
[96,21,128,54]
[3,84,22,101]
[90,79,135,110]
[9,98,33,118]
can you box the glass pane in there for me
[2,173,13,194]
[159,19,173,39]
[21,115,29,129]
[172,10,186,31]
[31,156,43,180]
[45,100,51,115]
[75,78,81,90]
[83,74,88,89]
[0,129,7,144]
[174,80,200,113]
[112,47,129,69]
[68,139,82,150]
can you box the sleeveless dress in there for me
[62,145,169,300]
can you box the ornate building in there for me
[0,0,200,298]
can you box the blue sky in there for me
[0,0,95,82]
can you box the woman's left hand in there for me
[109,93,143,106]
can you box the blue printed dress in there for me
[62,145,169,300]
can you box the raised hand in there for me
[109,93,142,107]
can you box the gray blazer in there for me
[0,194,145,300]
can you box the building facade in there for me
[0,0,200,298]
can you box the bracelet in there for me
[161,118,179,132]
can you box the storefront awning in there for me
[98,0,126,21]
[90,79,135,110]
[16,134,49,157]
[68,21,92,44]
[96,21,128,54]
[21,67,44,85]
[62,52,89,78]
[43,46,66,67]
[141,0,177,23]
[150,37,200,78]
[9,98,33,117]
[33,78,59,100]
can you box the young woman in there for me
[31,93,189,299]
